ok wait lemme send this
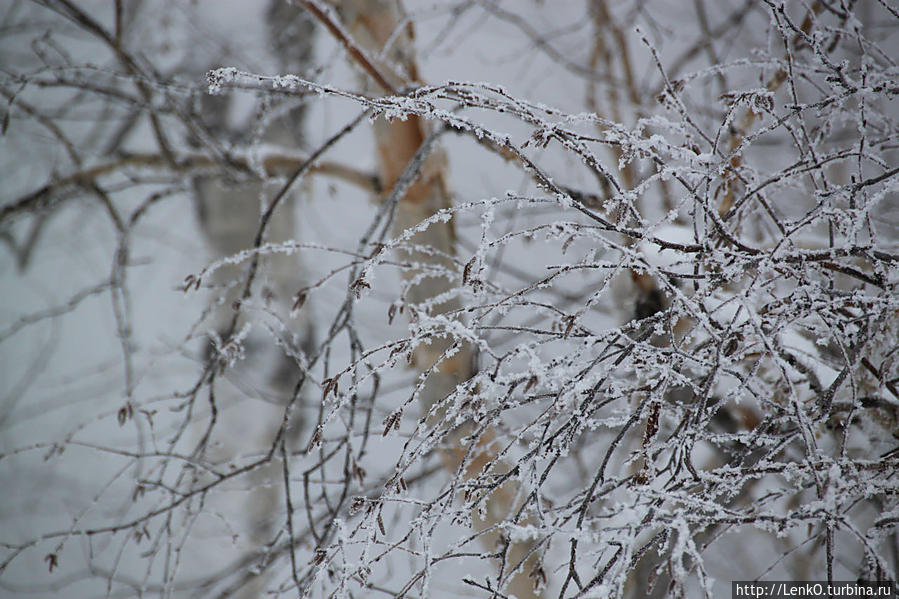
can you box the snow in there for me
[3,1,899,598]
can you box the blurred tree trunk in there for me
[190,3,316,597]
[325,1,544,596]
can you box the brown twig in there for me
[1,152,380,225]
[297,0,399,95]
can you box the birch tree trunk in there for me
[190,4,315,597]
[323,1,544,596]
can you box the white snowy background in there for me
[2,1,899,598]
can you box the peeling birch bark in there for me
[328,2,544,596]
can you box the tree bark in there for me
[327,1,543,596]
[190,4,316,598]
